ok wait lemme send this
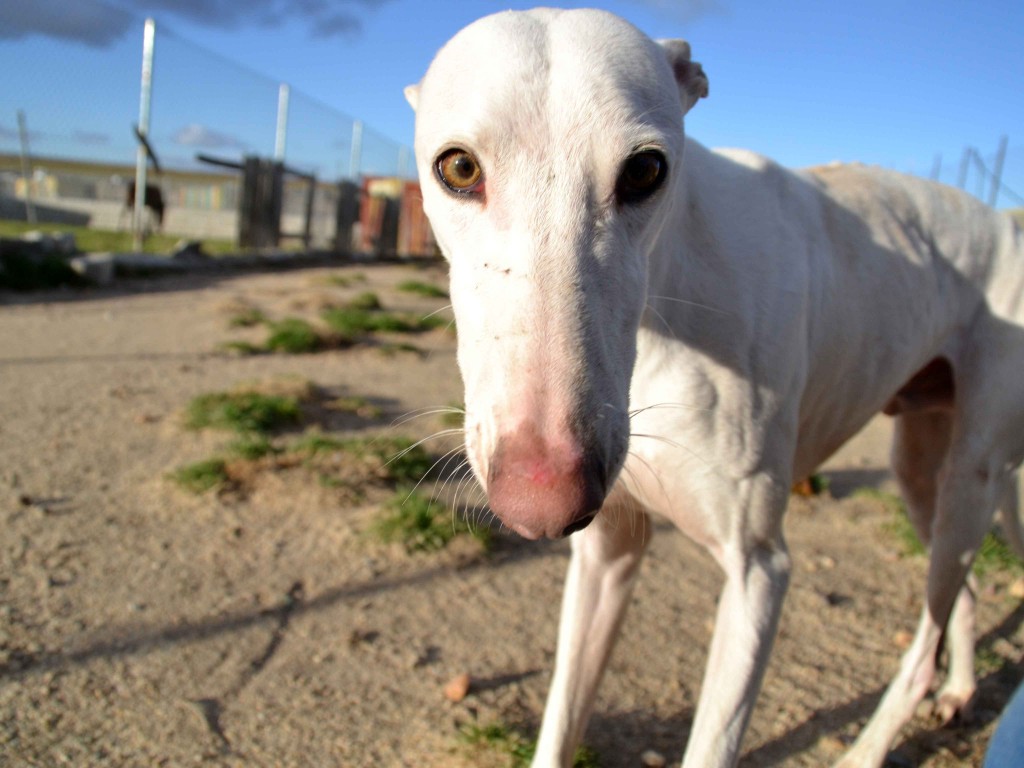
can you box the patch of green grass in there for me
[0,219,235,256]
[264,317,322,353]
[321,306,447,341]
[975,532,1023,577]
[369,489,463,553]
[321,306,405,336]
[285,434,430,483]
[347,291,383,311]
[228,308,267,328]
[226,435,280,460]
[185,391,302,435]
[376,437,435,483]
[397,279,449,298]
[370,487,491,554]
[975,645,1008,676]
[289,432,351,456]
[855,487,925,557]
[857,486,1022,576]
[169,458,229,494]
[456,722,598,768]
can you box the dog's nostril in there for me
[562,513,597,537]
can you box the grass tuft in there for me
[185,391,301,435]
[397,279,449,298]
[347,291,383,311]
[228,307,267,328]
[975,531,1023,577]
[856,486,1022,576]
[169,458,229,493]
[456,722,597,768]
[369,488,490,554]
[265,318,322,353]
[226,435,280,460]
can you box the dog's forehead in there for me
[416,9,680,153]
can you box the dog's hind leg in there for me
[889,410,977,722]
[532,500,651,768]
[837,418,1011,767]
[890,410,952,544]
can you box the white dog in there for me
[406,8,1024,767]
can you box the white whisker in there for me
[647,293,732,316]
[629,401,711,418]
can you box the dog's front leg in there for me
[532,503,651,768]
[682,528,792,768]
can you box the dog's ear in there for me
[657,39,708,114]
[404,84,420,112]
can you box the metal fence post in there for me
[349,120,363,180]
[16,110,37,224]
[132,18,156,251]
[275,83,290,161]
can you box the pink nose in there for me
[486,428,606,539]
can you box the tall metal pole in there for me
[988,135,1008,208]
[274,83,290,161]
[133,18,156,251]
[16,109,36,224]
[349,120,363,180]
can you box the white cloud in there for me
[171,123,248,150]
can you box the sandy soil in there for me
[1,262,1022,768]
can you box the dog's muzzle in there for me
[486,428,608,539]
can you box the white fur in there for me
[407,8,1024,767]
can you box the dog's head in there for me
[407,8,707,539]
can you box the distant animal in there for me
[124,181,165,230]
[406,8,1024,768]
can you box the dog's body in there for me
[407,9,1024,767]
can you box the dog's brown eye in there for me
[617,150,667,204]
[437,148,483,193]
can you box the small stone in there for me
[1009,577,1024,600]
[893,629,914,649]
[816,734,847,753]
[443,672,471,702]
[641,749,666,767]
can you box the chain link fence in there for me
[1,11,415,250]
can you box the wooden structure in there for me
[196,153,316,249]
[358,178,435,258]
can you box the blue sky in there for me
[2,0,1022,206]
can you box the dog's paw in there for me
[932,689,976,726]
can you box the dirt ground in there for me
[1,262,1022,768]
